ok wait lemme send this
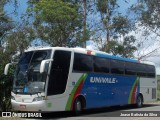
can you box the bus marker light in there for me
[87,51,92,55]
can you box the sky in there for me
[4,0,160,74]
[5,0,28,21]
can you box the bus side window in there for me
[73,53,93,72]
[146,65,155,78]
[110,59,125,75]
[125,62,137,75]
[137,64,147,77]
[94,57,110,73]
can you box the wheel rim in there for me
[76,99,81,111]
[138,96,142,107]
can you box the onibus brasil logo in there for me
[2,112,42,118]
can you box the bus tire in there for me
[136,94,143,108]
[73,98,82,115]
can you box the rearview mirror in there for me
[40,59,53,73]
[4,62,17,75]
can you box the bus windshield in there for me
[13,50,51,94]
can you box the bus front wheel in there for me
[73,98,82,114]
[136,95,143,108]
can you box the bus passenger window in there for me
[125,62,137,75]
[137,64,147,77]
[73,53,93,72]
[94,57,110,73]
[146,65,155,78]
[110,59,124,75]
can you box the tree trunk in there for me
[105,0,110,52]
[83,0,87,48]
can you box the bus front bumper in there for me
[11,99,46,111]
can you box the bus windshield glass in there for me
[13,50,51,94]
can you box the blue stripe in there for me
[96,53,138,62]
[81,73,138,109]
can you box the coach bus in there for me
[4,47,157,112]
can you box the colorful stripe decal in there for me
[128,77,139,104]
[65,74,87,111]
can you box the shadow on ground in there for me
[37,104,159,119]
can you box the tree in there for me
[0,0,13,47]
[130,0,160,34]
[82,0,87,48]
[96,0,113,51]
[130,0,160,60]
[7,21,35,56]
[0,0,18,111]
[96,0,134,52]
[94,0,137,58]
[27,0,83,47]
[99,35,136,58]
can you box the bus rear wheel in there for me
[136,95,143,108]
[73,98,82,115]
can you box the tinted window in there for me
[27,50,51,83]
[137,64,146,77]
[17,52,34,72]
[125,62,137,75]
[94,57,110,73]
[31,50,51,63]
[19,51,33,64]
[146,65,155,78]
[73,53,93,72]
[110,59,124,74]
[48,50,71,95]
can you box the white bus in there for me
[4,47,157,112]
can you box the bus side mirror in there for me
[40,59,53,73]
[4,62,17,75]
[4,63,11,75]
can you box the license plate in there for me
[20,105,26,109]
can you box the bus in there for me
[4,47,157,112]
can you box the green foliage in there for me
[129,0,160,59]
[0,0,18,111]
[0,36,14,111]
[35,0,78,23]
[141,1,160,29]
[107,36,137,58]
[97,0,117,14]
[130,0,160,29]
[97,0,119,29]
[112,15,132,36]
[0,65,14,111]
[0,4,13,43]
[7,22,35,55]
[28,0,83,47]
[96,0,136,57]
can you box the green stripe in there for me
[65,74,87,110]
[128,77,139,104]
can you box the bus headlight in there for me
[33,97,44,102]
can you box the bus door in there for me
[47,50,71,96]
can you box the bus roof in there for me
[71,47,138,63]
[140,60,155,66]
[25,47,138,63]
